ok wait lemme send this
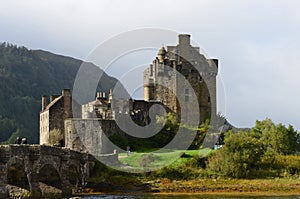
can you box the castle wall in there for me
[40,110,49,145]
[111,98,130,116]
[130,100,168,125]
[65,119,119,155]
[48,99,64,140]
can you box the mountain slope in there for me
[0,43,118,143]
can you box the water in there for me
[81,194,300,199]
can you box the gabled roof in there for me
[43,96,63,111]
[88,98,108,107]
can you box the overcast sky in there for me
[1,0,300,130]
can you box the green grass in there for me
[118,148,213,171]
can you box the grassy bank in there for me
[85,178,300,195]
[147,178,300,194]
[86,149,300,195]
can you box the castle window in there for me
[157,71,164,76]
[185,89,189,94]
[185,95,189,102]
[176,65,182,72]
[208,96,211,103]
[115,107,121,113]
[82,123,85,128]
[199,76,203,82]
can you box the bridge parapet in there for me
[0,145,10,163]
[0,144,97,161]
[1,145,41,162]
[69,148,85,161]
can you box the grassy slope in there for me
[118,148,212,171]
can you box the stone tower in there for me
[143,34,218,124]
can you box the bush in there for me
[138,153,157,168]
[274,155,300,176]
[207,131,264,178]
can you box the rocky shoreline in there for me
[8,183,62,199]
[7,178,300,198]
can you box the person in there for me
[15,137,22,144]
[21,137,27,144]
[126,146,131,156]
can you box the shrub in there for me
[207,131,264,178]
[138,153,157,168]
[274,155,300,176]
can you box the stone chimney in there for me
[42,95,47,111]
[96,92,102,99]
[62,89,72,119]
[178,34,191,46]
[109,89,113,103]
[178,34,191,61]
[62,89,71,97]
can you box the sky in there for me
[1,0,300,130]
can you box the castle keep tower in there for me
[143,34,218,124]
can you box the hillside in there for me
[0,43,118,143]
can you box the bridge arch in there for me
[39,164,62,190]
[7,156,30,190]
[39,155,61,173]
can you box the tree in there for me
[286,125,300,154]
[208,131,264,178]
[156,112,179,141]
[253,118,300,155]
[189,119,210,149]
[208,119,300,178]
[49,129,63,146]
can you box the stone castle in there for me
[39,34,218,155]
[144,34,218,123]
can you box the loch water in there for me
[81,194,300,199]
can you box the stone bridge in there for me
[0,144,96,198]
